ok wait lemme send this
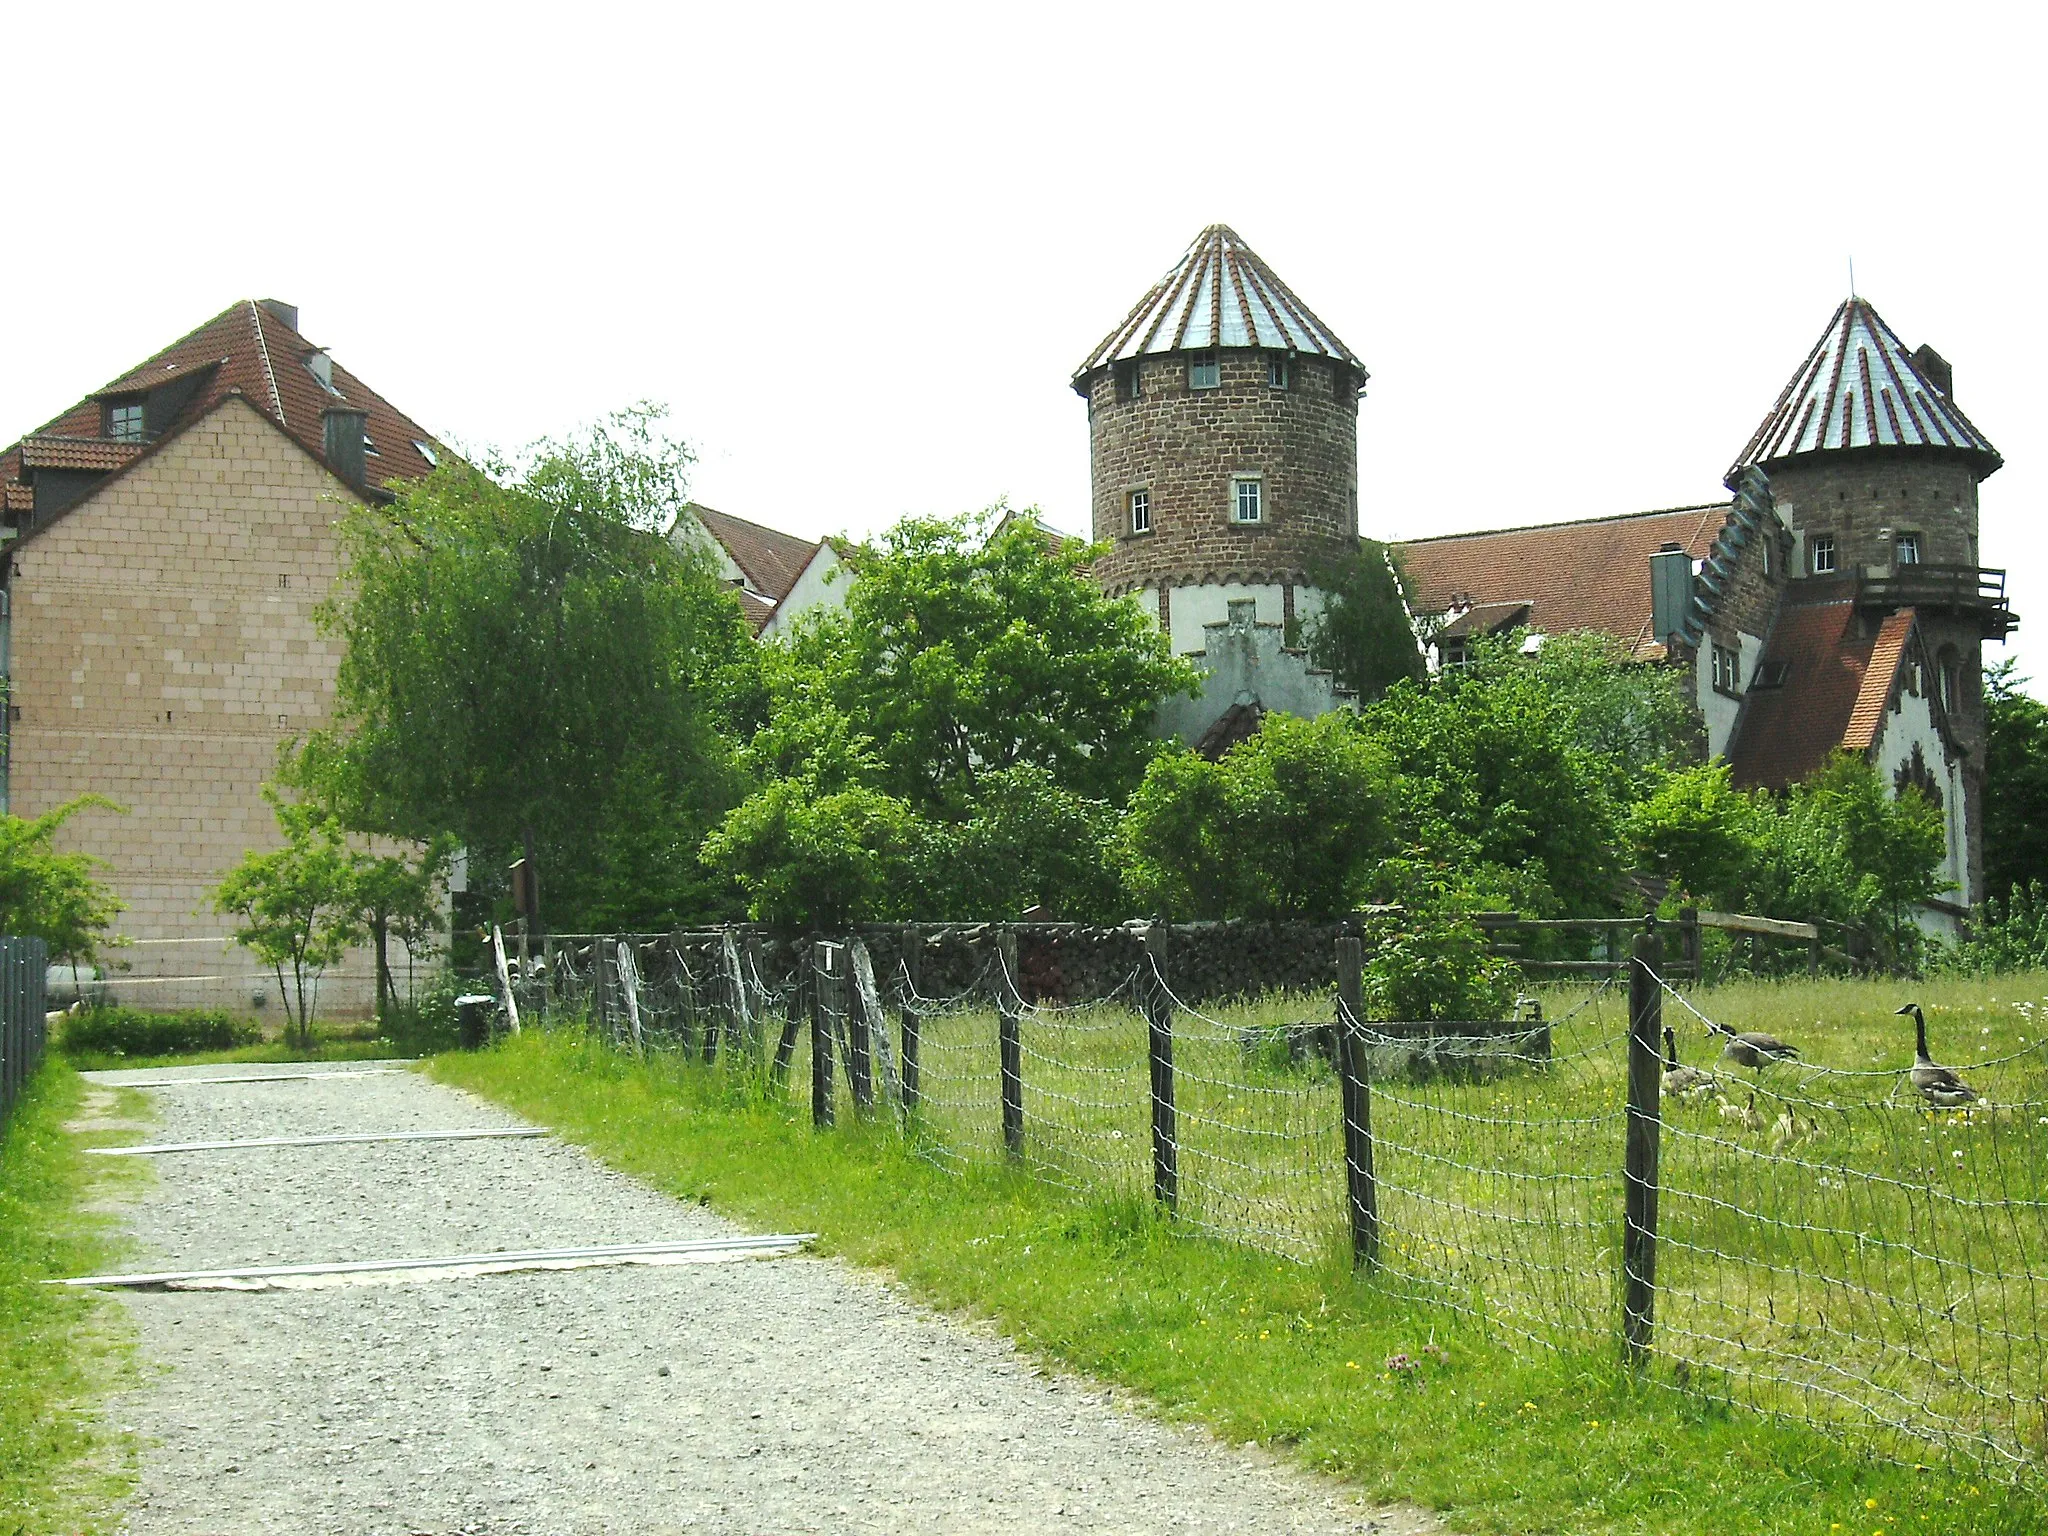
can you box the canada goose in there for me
[1896,1003,1979,1109]
[1662,1026,1717,1099]
[1710,1018,1800,1073]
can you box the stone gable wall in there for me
[1083,351,1359,595]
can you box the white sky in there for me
[9,2,2044,676]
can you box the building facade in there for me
[0,300,443,1013]
[1398,297,2016,921]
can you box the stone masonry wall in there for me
[1084,351,1359,596]
[8,395,382,1016]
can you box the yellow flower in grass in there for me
[1867,1499,1879,1510]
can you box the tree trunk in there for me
[373,914,393,1023]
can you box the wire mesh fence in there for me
[486,919,2048,1482]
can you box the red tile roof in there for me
[688,503,819,605]
[19,436,146,472]
[1396,505,1726,656]
[1724,588,1906,790]
[2,300,442,540]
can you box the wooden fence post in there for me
[700,937,722,1065]
[772,941,804,1085]
[811,940,838,1129]
[492,925,521,1036]
[1623,922,1664,1367]
[1676,907,1701,981]
[900,931,922,1112]
[847,945,875,1114]
[615,941,645,1057]
[1141,922,1179,1212]
[1335,934,1378,1268]
[998,929,1024,1158]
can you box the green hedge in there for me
[59,1006,260,1058]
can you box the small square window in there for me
[1267,354,1289,389]
[1129,490,1151,535]
[1896,532,1922,566]
[1188,352,1219,389]
[1115,361,1141,401]
[107,401,145,442]
[1232,477,1262,524]
[1811,533,1837,575]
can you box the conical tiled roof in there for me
[1074,225,1362,379]
[1726,297,2000,486]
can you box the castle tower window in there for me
[1267,354,1289,389]
[1232,476,1263,524]
[1129,489,1151,534]
[107,400,145,442]
[1811,533,1837,575]
[1115,360,1141,401]
[1188,352,1219,390]
[1896,531,1922,565]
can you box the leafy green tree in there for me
[1983,660,2048,898]
[700,779,918,929]
[1625,762,1759,908]
[786,510,1196,815]
[1360,637,1640,915]
[1357,863,1520,1022]
[0,796,125,962]
[351,836,455,1018]
[1303,541,1425,701]
[1121,713,1394,919]
[918,766,1123,921]
[214,791,363,1044]
[309,405,755,930]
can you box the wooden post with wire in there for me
[900,931,922,1112]
[1140,922,1179,1212]
[811,940,839,1129]
[1335,934,1378,1268]
[1623,919,1664,1366]
[997,929,1023,1158]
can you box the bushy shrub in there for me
[61,1006,260,1058]
[1946,883,2048,975]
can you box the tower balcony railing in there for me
[1855,564,2016,637]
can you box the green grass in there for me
[433,1020,2048,1536]
[0,1061,142,1533]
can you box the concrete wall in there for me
[7,395,387,1016]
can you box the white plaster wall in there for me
[1154,612,1350,745]
[1697,630,1765,759]
[1166,582,1322,656]
[1872,686,1972,910]
[760,544,847,638]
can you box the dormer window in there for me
[304,351,342,396]
[1188,352,1219,390]
[107,400,146,442]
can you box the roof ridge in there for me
[1395,502,1728,546]
[246,300,285,424]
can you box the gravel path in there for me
[80,1061,1443,1535]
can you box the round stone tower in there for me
[1727,295,2014,900]
[1072,225,1365,653]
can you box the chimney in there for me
[1911,343,1953,396]
[258,299,299,332]
[322,406,369,491]
[1648,543,1694,649]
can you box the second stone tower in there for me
[1073,225,1365,652]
